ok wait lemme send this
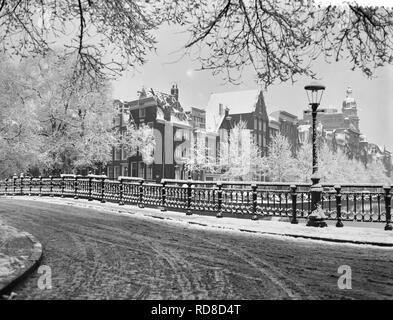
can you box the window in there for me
[174,129,183,142]
[131,162,137,177]
[146,165,153,180]
[175,167,181,180]
[114,114,121,127]
[114,147,121,161]
[114,166,120,180]
[122,147,128,160]
[258,119,262,131]
[219,103,223,116]
[118,164,127,177]
[122,110,128,124]
[254,118,258,130]
[138,162,145,178]
[139,108,146,118]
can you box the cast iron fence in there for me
[0,175,391,230]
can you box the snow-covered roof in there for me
[206,89,260,114]
[268,115,279,123]
[298,124,311,132]
[204,89,260,132]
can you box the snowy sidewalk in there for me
[7,196,393,248]
[0,218,42,297]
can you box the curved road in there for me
[0,198,392,300]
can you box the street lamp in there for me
[304,81,327,227]
[217,107,232,219]
[225,107,232,168]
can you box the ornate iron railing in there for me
[0,175,391,230]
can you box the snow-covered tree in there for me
[219,121,265,181]
[295,143,312,183]
[0,56,43,177]
[122,122,156,166]
[264,133,296,182]
[296,141,390,184]
[366,160,390,185]
[19,53,119,174]
[0,53,155,177]
[183,131,217,180]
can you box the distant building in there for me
[106,85,193,181]
[268,115,280,141]
[185,106,219,180]
[300,87,361,159]
[269,110,299,155]
[204,89,270,156]
[298,87,392,176]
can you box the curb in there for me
[159,216,393,248]
[234,228,393,248]
[80,200,393,248]
[0,231,43,297]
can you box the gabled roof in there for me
[206,89,260,115]
[204,89,265,132]
[124,88,191,128]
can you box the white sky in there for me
[112,10,393,153]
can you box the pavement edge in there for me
[0,231,43,297]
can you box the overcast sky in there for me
[112,23,393,152]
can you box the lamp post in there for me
[225,107,232,169]
[304,81,327,228]
[217,107,231,219]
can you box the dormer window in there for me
[219,103,223,116]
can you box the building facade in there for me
[269,110,299,155]
[106,85,193,181]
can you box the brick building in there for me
[269,110,299,155]
[106,85,193,181]
[205,89,270,156]
[300,87,362,159]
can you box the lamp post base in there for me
[306,216,327,228]
[307,174,327,228]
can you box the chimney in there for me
[344,117,350,128]
[170,84,179,101]
[174,84,179,101]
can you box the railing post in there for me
[100,177,106,203]
[161,180,167,212]
[119,178,124,205]
[4,178,8,196]
[216,182,223,218]
[384,185,392,231]
[20,174,24,195]
[13,174,17,195]
[74,175,78,199]
[61,176,65,198]
[49,176,54,197]
[29,177,33,196]
[88,177,93,201]
[335,185,343,227]
[38,176,42,196]
[290,184,298,224]
[251,184,258,220]
[138,179,144,208]
[186,180,192,216]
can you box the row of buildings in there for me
[105,85,392,181]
